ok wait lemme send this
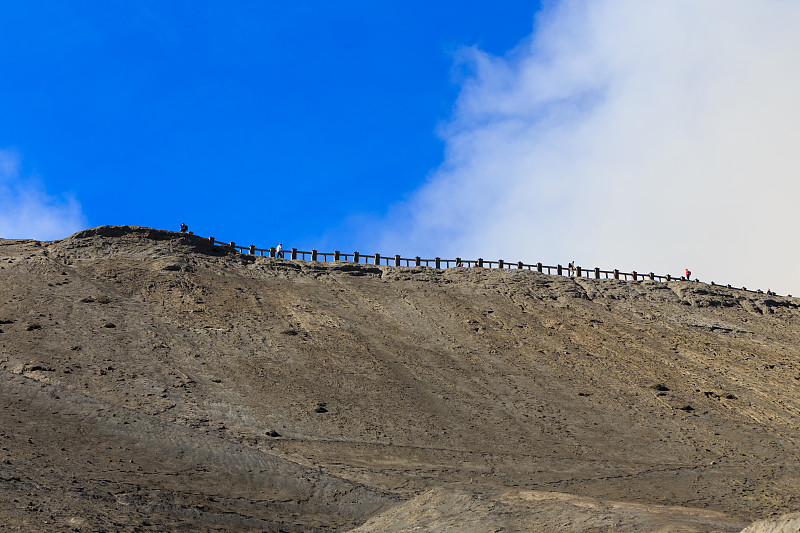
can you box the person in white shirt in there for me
[276,243,284,258]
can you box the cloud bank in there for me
[0,150,86,240]
[380,0,800,294]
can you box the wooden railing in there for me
[198,235,790,298]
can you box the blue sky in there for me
[0,1,539,248]
[3,1,800,294]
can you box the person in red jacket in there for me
[685,268,691,280]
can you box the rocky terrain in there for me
[1,225,799,531]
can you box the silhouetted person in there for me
[179,223,188,233]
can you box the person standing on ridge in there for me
[685,268,691,280]
[179,223,188,233]
[276,242,284,258]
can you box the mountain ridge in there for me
[1,225,799,531]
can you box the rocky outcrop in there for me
[740,512,800,533]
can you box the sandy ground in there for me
[351,485,749,532]
[1,226,799,531]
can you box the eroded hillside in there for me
[1,226,799,531]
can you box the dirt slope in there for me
[1,226,799,531]
[350,485,749,532]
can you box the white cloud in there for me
[0,149,86,240]
[380,0,800,294]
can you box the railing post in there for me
[414,256,420,267]
[432,257,439,269]
[613,269,619,280]
[209,237,215,245]
[291,248,297,260]
[666,274,671,281]
[394,254,400,267]
[269,247,275,258]
[576,266,582,277]
[537,262,542,273]
[477,258,483,268]
[498,259,504,269]
[632,270,637,281]
[353,252,360,263]
[557,264,563,276]
[594,267,600,279]
[229,242,236,249]
[334,251,340,261]
[248,245,255,255]
[649,272,654,280]
[311,249,318,261]
[374,253,381,266]
[517,261,523,269]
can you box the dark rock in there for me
[314,402,328,413]
[762,298,798,309]
[25,324,41,331]
[103,322,116,328]
[677,405,694,412]
[652,383,670,392]
[266,430,281,438]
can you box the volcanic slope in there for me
[1,226,799,531]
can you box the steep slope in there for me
[1,226,799,530]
